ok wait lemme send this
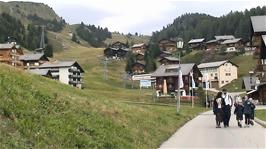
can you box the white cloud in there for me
[2,0,266,35]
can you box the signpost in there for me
[176,38,183,114]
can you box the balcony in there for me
[69,68,80,73]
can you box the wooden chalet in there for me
[159,50,172,58]
[159,56,180,65]
[110,41,128,49]
[158,39,177,53]
[188,38,205,50]
[152,63,202,96]
[0,43,23,67]
[19,53,49,69]
[221,38,243,53]
[250,15,266,104]
[135,53,145,61]
[132,61,146,74]
[131,43,148,55]
[104,47,129,59]
[205,39,219,51]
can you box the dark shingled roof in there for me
[19,53,46,61]
[251,15,266,33]
[221,38,242,44]
[159,56,179,62]
[39,61,85,73]
[188,38,205,44]
[215,35,235,40]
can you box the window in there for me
[210,73,213,77]
[226,73,231,76]
[221,81,224,84]
[226,81,229,83]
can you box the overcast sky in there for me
[3,0,266,35]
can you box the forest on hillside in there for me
[150,6,266,45]
[0,13,65,57]
[76,22,112,47]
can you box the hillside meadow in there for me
[0,43,206,148]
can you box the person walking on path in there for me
[221,89,233,127]
[213,92,224,128]
[234,95,244,128]
[244,97,255,127]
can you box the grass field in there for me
[0,31,207,148]
[255,109,266,122]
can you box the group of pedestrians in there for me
[213,89,256,128]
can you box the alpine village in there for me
[0,1,265,148]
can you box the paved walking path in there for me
[160,110,266,148]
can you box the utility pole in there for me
[176,38,183,114]
[98,55,109,80]
[40,25,45,53]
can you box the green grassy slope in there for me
[0,40,206,148]
[0,64,204,148]
[0,1,60,24]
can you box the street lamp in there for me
[176,38,183,113]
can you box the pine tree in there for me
[125,52,135,74]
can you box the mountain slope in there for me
[0,1,60,24]
[0,62,204,148]
[150,6,266,44]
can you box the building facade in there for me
[198,60,238,88]
[131,43,148,55]
[0,43,23,67]
[188,38,205,50]
[19,53,49,69]
[152,63,202,96]
[39,61,84,89]
[250,15,266,104]
[158,39,177,53]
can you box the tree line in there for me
[0,13,65,57]
[150,6,266,47]
[76,22,112,47]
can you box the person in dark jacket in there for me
[243,97,255,127]
[221,89,233,128]
[234,96,244,128]
[213,92,223,128]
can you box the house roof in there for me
[214,35,235,40]
[39,61,85,73]
[242,76,259,91]
[0,43,16,49]
[152,63,195,77]
[188,38,205,44]
[251,15,266,33]
[133,61,146,66]
[28,69,51,76]
[160,56,180,62]
[206,39,219,44]
[159,38,176,43]
[198,60,238,69]
[19,53,47,61]
[132,43,146,48]
[221,38,242,44]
